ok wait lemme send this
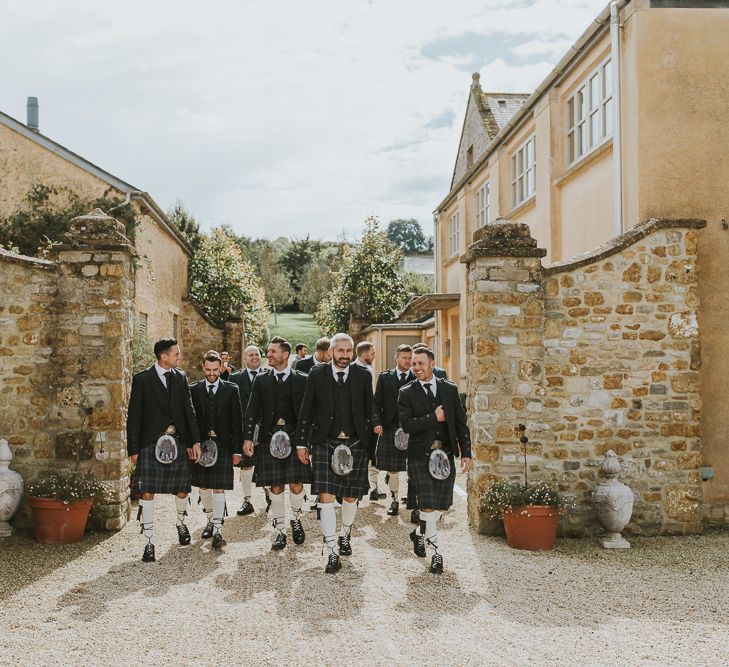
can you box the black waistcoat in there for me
[207,385,218,434]
[329,373,356,439]
[423,384,450,448]
[274,375,297,427]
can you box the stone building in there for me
[423,0,729,534]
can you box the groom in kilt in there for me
[190,350,243,549]
[373,343,414,517]
[243,336,310,550]
[296,333,374,574]
[127,338,201,563]
[398,347,471,574]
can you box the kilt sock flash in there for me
[387,471,400,498]
[175,496,189,527]
[199,488,213,525]
[270,491,286,534]
[422,510,441,554]
[319,502,338,555]
[340,499,357,537]
[240,467,254,501]
[139,499,155,545]
[212,493,226,535]
[289,488,305,520]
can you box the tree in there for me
[317,217,407,334]
[386,218,429,254]
[280,236,325,299]
[167,199,202,251]
[256,242,294,324]
[188,227,269,345]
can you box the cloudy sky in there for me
[1,0,606,240]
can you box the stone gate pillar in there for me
[53,209,136,530]
[461,220,547,534]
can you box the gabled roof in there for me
[451,74,529,188]
[0,110,193,256]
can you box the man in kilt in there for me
[243,336,309,550]
[127,338,201,563]
[398,347,471,574]
[229,345,263,516]
[296,333,374,574]
[190,351,243,549]
[373,344,414,516]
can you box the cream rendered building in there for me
[431,0,729,520]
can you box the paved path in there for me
[2,480,729,666]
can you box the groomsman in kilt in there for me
[293,336,331,374]
[190,351,243,549]
[243,337,310,550]
[398,347,471,574]
[229,345,263,515]
[127,338,201,563]
[296,333,374,574]
[373,344,414,516]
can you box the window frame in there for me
[511,135,536,208]
[476,181,491,228]
[566,55,613,166]
[448,211,460,258]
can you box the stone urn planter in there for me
[592,449,634,548]
[27,496,94,544]
[502,505,561,551]
[0,438,23,537]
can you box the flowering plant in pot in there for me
[481,424,569,551]
[26,408,109,544]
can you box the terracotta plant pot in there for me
[502,505,560,551]
[27,496,93,544]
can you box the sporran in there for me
[393,427,409,451]
[428,448,451,480]
[331,443,354,476]
[155,434,178,465]
[269,430,292,459]
[199,439,219,467]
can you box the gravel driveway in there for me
[1,478,729,666]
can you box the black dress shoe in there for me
[142,543,156,562]
[386,500,399,516]
[429,553,443,574]
[212,532,226,549]
[271,532,287,551]
[410,509,420,524]
[338,534,352,556]
[325,553,341,574]
[369,488,380,501]
[410,529,426,558]
[291,519,305,545]
[177,524,191,546]
[237,500,254,516]
[202,522,214,539]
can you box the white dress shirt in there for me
[419,376,438,397]
[354,358,374,376]
[155,362,171,388]
[272,366,292,382]
[205,379,220,395]
[332,363,350,382]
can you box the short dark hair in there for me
[295,343,307,353]
[203,350,221,364]
[154,338,177,359]
[356,341,373,356]
[395,344,412,354]
[269,336,291,354]
[315,337,331,352]
[413,347,435,361]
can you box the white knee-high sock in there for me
[423,511,441,554]
[387,472,400,498]
[175,496,189,527]
[319,502,338,555]
[212,493,226,535]
[240,467,254,501]
[270,491,286,534]
[340,499,357,537]
[289,489,305,521]
[368,465,379,489]
[139,499,155,545]
[199,488,213,523]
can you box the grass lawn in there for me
[266,311,321,350]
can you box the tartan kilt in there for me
[407,452,456,511]
[253,437,312,487]
[237,452,255,469]
[191,444,235,490]
[132,442,192,495]
[374,428,407,472]
[311,440,369,499]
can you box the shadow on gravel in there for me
[0,530,116,603]
[470,531,729,628]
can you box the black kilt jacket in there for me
[295,362,373,451]
[397,377,471,460]
[292,355,316,375]
[126,365,201,456]
[242,368,307,442]
[229,369,259,466]
[190,380,243,455]
[373,368,414,429]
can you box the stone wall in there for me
[180,298,226,382]
[0,210,135,530]
[464,218,706,536]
